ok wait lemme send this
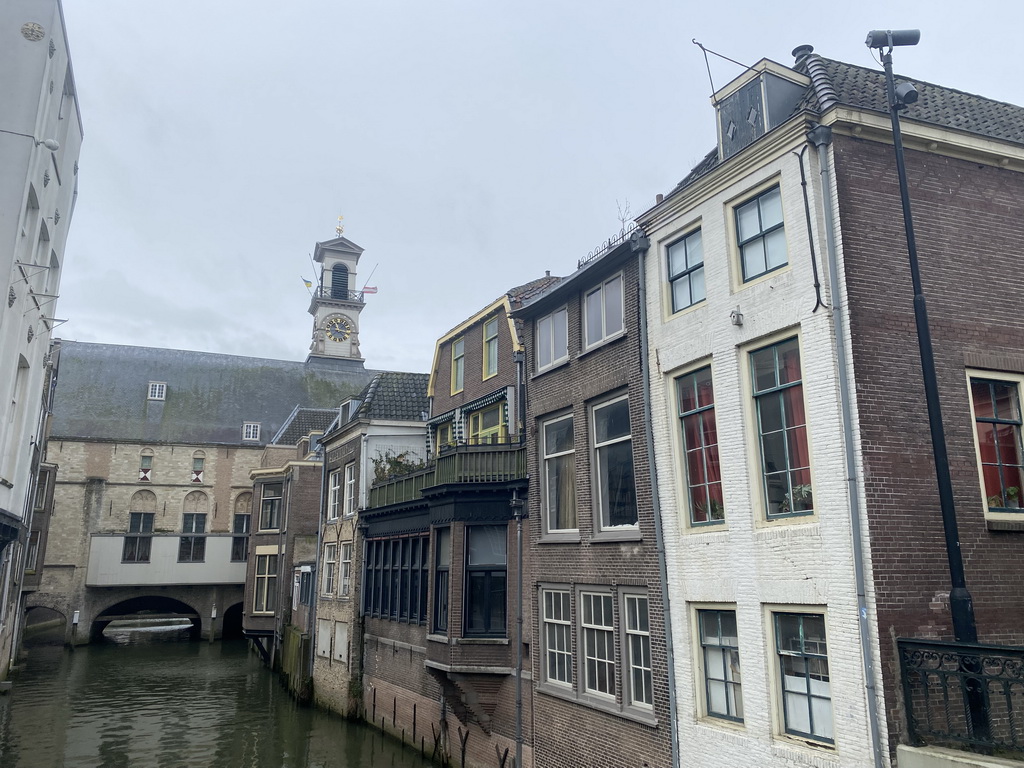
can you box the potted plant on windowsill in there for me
[695,498,725,521]
[779,484,813,515]
[988,486,1021,509]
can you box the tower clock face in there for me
[325,316,354,342]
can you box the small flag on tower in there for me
[302,277,313,288]
[362,286,378,294]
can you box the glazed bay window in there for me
[751,338,812,518]
[677,366,724,525]
[465,525,507,636]
[582,592,616,697]
[122,512,154,563]
[178,513,206,562]
[327,470,341,520]
[668,228,705,311]
[970,376,1024,512]
[698,608,743,722]
[469,404,503,445]
[584,273,624,349]
[343,462,356,516]
[323,543,337,595]
[483,316,499,378]
[542,589,572,686]
[536,307,568,372]
[253,554,278,613]
[737,185,787,281]
[774,612,833,744]
[433,528,451,633]
[363,536,429,622]
[593,396,638,528]
[451,338,465,393]
[259,482,283,530]
[624,594,653,708]
[542,414,576,532]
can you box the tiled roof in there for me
[272,407,340,445]
[670,50,1024,196]
[353,371,430,422]
[49,341,376,446]
[507,274,562,308]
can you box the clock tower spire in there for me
[307,235,367,366]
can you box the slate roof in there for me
[672,49,1024,194]
[49,341,376,445]
[272,407,340,446]
[350,371,430,422]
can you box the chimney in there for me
[792,44,814,67]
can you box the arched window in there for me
[180,491,208,563]
[232,492,252,562]
[124,491,157,563]
[130,490,157,512]
[139,448,155,481]
[330,264,349,299]
[191,450,206,483]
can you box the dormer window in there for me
[148,382,166,401]
[243,422,261,442]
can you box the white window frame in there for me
[583,273,625,349]
[735,184,787,282]
[322,542,337,596]
[253,552,278,614]
[340,541,353,596]
[541,588,573,688]
[483,316,499,379]
[966,370,1024,524]
[148,382,166,401]
[343,462,356,516]
[243,422,261,441]
[591,394,638,531]
[623,592,653,709]
[327,469,341,520]
[541,413,577,534]
[536,306,569,372]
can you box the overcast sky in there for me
[55,1,1024,374]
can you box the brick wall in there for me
[834,132,1024,755]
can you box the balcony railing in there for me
[310,287,365,303]
[366,442,526,509]
[899,638,1024,756]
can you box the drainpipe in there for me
[637,247,680,768]
[510,488,526,768]
[808,123,884,768]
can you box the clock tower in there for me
[307,236,366,365]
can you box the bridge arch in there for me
[91,594,202,641]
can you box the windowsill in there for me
[591,528,642,543]
[739,262,790,288]
[696,714,746,733]
[685,521,728,534]
[579,330,627,359]
[668,297,707,318]
[538,531,581,544]
[426,633,449,644]
[986,516,1024,531]
[538,684,659,727]
[251,611,274,617]
[532,358,570,379]
[455,636,509,645]
[771,734,837,761]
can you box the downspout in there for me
[808,123,884,768]
[638,247,680,768]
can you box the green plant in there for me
[780,483,813,514]
[695,497,725,521]
[371,449,426,483]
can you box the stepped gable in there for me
[49,341,375,446]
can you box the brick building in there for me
[638,44,1024,767]
[312,371,428,717]
[356,277,555,768]
[512,233,674,768]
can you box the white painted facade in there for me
[0,0,82,679]
[640,69,885,766]
[86,534,246,586]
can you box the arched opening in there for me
[92,596,201,643]
[22,606,67,646]
[221,602,244,639]
[330,263,349,299]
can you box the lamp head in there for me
[895,81,919,107]
[865,29,921,49]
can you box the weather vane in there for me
[335,215,345,237]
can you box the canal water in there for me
[0,625,435,768]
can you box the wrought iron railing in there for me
[310,286,365,303]
[899,638,1024,756]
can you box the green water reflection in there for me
[0,626,433,768]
